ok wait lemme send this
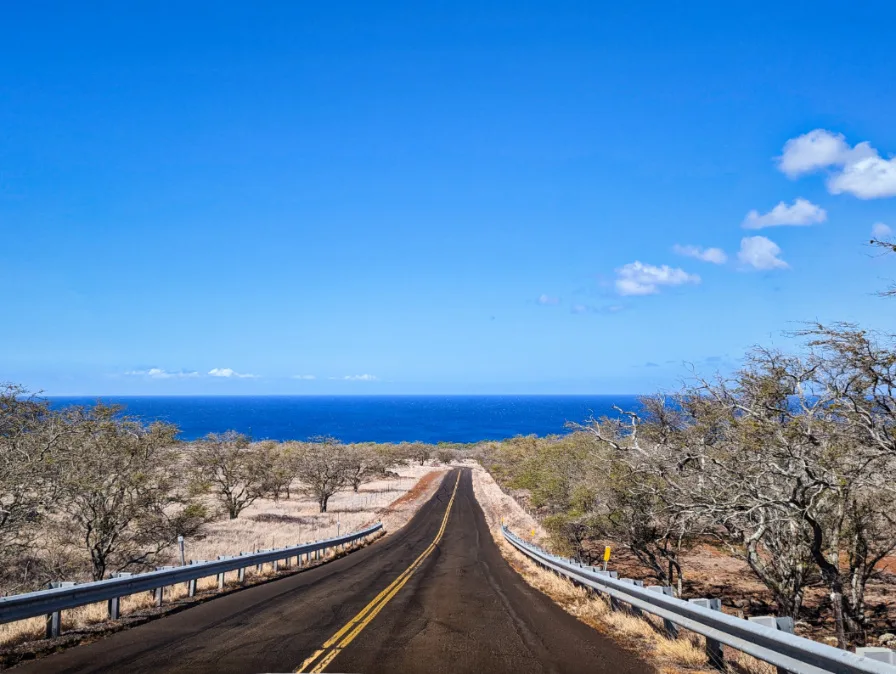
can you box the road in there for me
[16,468,650,673]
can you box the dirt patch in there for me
[386,470,442,509]
[377,467,450,535]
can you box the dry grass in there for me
[468,463,548,545]
[0,464,446,654]
[471,462,720,674]
[188,464,443,562]
[471,462,789,674]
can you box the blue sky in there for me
[2,1,895,395]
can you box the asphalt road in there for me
[17,468,651,674]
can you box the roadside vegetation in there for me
[477,322,896,649]
[0,393,457,600]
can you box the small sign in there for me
[603,546,611,562]
[531,529,536,538]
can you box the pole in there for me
[178,535,186,566]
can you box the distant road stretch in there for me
[18,469,650,673]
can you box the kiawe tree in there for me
[55,404,207,580]
[0,385,67,589]
[343,443,378,493]
[192,431,268,519]
[296,436,348,513]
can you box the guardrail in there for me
[1,522,383,638]
[502,526,896,674]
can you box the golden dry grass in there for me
[471,462,721,674]
[0,464,445,651]
[471,463,793,674]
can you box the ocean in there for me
[47,395,642,444]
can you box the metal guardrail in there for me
[1,522,383,636]
[502,526,896,674]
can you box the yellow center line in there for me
[296,471,461,673]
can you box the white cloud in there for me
[291,374,316,380]
[208,368,258,379]
[778,129,896,199]
[672,244,727,264]
[536,294,560,305]
[737,236,789,271]
[742,198,826,229]
[872,222,892,238]
[828,155,896,199]
[778,129,865,177]
[338,374,377,381]
[614,261,700,296]
[124,368,199,379]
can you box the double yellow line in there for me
[296,470,462,673]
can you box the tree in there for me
[296,436,348,512]
[436,445,457,465]
[256,441,300,501]
[343,443,378,493]
[55,404,207,580]
[192,431,267,519]
[587,337,896,644]
[0,385,65,584]
[403,441,432,466]
[870,235,896,296]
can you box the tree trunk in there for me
[830,590,848,648]
[319,496,328,513]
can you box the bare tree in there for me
[0,387,51,554]
[55,404,208,580]
[256,441,301,501]
[0,385,67,586]
[295,436,348,512]
[343,443,378,493]
[192,431,267,519]
[617,338,896,644]
[403,441,432,466]
[871,236,896,296]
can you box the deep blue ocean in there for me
[47,395,641,443]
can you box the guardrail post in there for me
[689,599,724,669]
[45,581,75,638]
[154,566,176,606]
[619,579,644,616]
[189,560,208,596]
[217,555,233,589]
[749,616,795,674]
[647,586,679,638]
[856,648,896,665]
[107,572,133,619]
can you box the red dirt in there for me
[587,540,896,644]
[385,470,444,510]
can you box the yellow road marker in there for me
[296,471,462,673]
